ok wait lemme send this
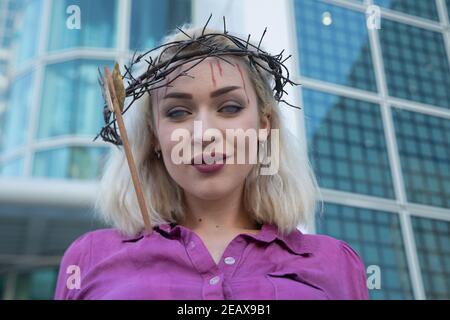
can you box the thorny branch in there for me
[94,14,302,146]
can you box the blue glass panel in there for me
[392,108,450,208]
[0,274,4,299]
[0,158,24,177]
[375,0,439,20]
[294,0,377,92]
[379,19,450,109]
[33,147,108,180]
[303,88,395,198]
[1,73,34,152]
[412,217,450,299]
[48,0,118,51]
[0,60,7,75]
[316,203,414,299]
[130,0,191,51]
[15,267,58,300]
[447,0,450,20]
[14,0,42,65]
[38,59,113,139]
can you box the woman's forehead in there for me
[155,56,249,93]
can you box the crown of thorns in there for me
[94,14,301,146]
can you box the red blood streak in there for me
[209,62,216,87]
[164,84,169,96]
[216,60,223,77]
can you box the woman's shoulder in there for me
[301,232,362,260]
[299,232,365,272]
[54,228,137,299]
[58,228,134,271]
[65,228,125,250]
[295,232,369,299]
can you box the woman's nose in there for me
[192,110,222,148]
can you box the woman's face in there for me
[151,56,269,201]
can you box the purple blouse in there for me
[54,222,369,300]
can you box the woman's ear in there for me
[148,129,161,154]
[260,112,271,134]
[153,140,161,153]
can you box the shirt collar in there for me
[121,222,313,255]
[260,223,315,256]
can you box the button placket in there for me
[202,272,225,299]
[213,238,248,288]
[224,257,236,265]
[209,275,220,285]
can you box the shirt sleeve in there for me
[54,232,93,300]
[336,240,369,300]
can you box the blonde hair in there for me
[95,24,322,237]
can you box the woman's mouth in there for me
[192,163,225,173]
[190,152,229,174]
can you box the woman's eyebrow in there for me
[163,85,242,100]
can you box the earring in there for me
[258,139,267,163]
[155,150,161,159]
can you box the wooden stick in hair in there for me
[103,65,153,235]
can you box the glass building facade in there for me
[295,0,450,299]
[0,0,449,300]
[0,0,191,299]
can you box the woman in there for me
[54,25,369,300]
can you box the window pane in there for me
[0,158,24,177]
[447,0,450,20]
[0,0,16,49]
[411,217,450,299]
[1,73,34,152]
[32,147,108,180]
[374,0,439,21]
[0,274,5,299]
[40,217,105,256]
[0,60,7,75]
[14,0,42,65]
[293,0,377,92]
[38,60,113,139]
[316,203,414,299]
[130,0,191,51]
[48,0,118,51]
[303,89,395,198]
[392,108,450,209]
[15,267,58,300]
[379,20,450,109]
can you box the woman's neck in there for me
[179,185,260,233]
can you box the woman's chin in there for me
[170,164,247,200]
[187,188,230,201]
[188,179,231,198]
[185,179,233,200]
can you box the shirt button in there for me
[224,257,235,265]
[209,276,220,285]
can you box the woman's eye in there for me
[167,109,190,119]
[219,105,243,114]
